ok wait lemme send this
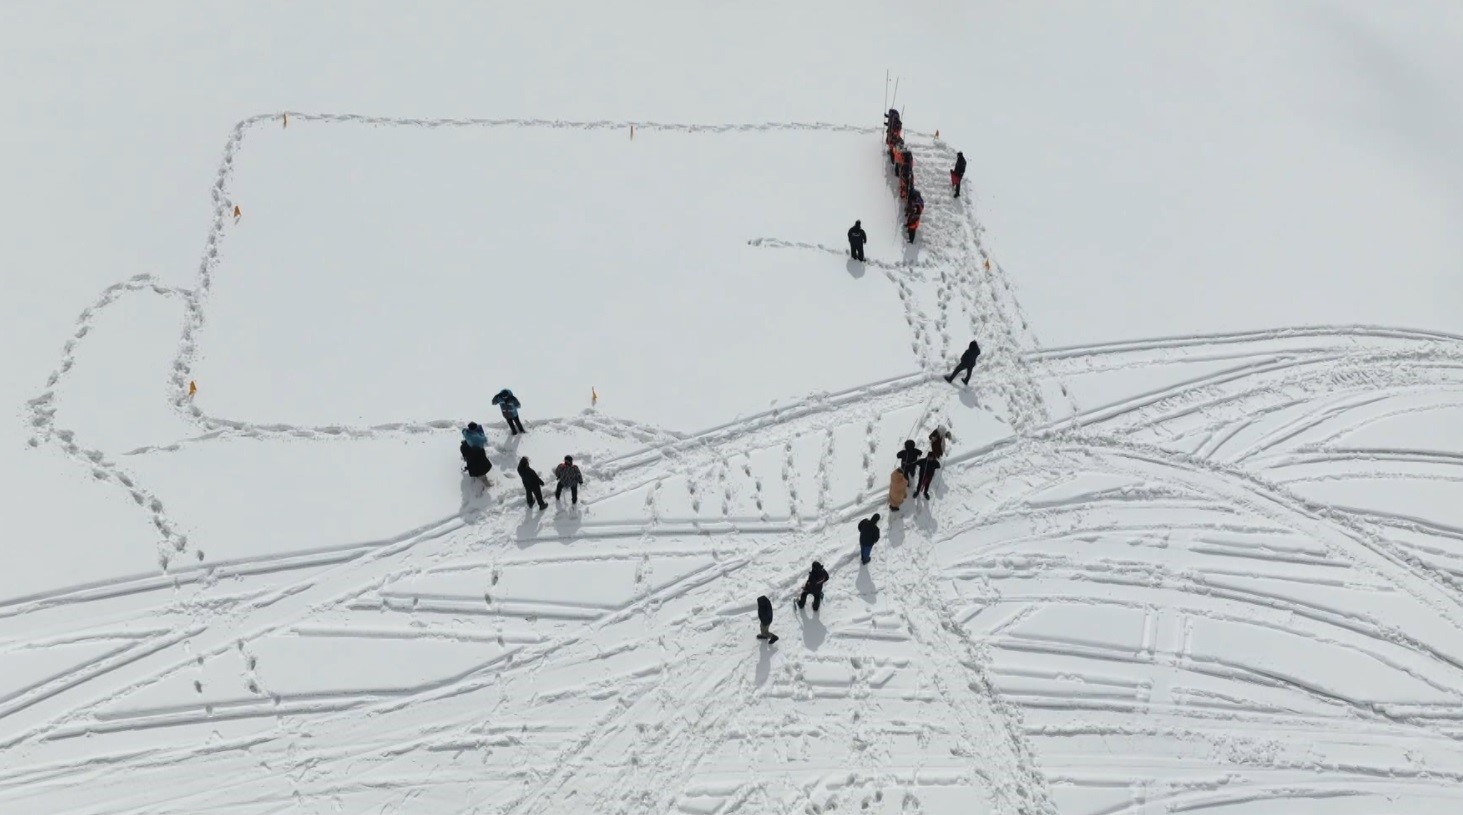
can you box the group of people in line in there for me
[759,116,991,644]
[459,388,585,510]
[845,111,967,260]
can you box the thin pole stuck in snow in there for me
[891,77,900,110]
[884,70,890,112]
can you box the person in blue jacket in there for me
[461,421,488,448]
[491,389,525,435]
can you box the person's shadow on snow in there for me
[797,606,827,652]
[887,512,906,549]
[515,503,545,543]
[959,387,980,409]
[915,503,940,534]
[755,642,772,687]
[902,243,920,266]
[458,475,489,523]
[856,563,878,605]
[552,506,583,540]
[845,257,865,279]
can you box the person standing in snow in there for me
[462,421,488,449]
[858,513,881,564]
[905,188,923,243]
[928,427,947,460]
[517,456,548,510]
[889,467,909,512]
[554,455,584,505]
[797,561,830,612]
[460,440,492,486]
[945,340,981,386]
[915,454,941,500]
[896,439,922,483]
[756,595,779,644]
[491,388,525,435]
[848,220,867,262]
[951,151,967,198]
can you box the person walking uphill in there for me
[951,151,967,198]
[847,220,867,262]
[889,467,909,512]
[755,595,779,644]
[491,389,525,435]
[858,513,881,564]
[797,561,830,612]
[554,455,584,505]
[945,340,981,386]
[896,440,922,482]
[517,457,548,510]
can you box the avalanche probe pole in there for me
[884,70,890,112]
[891,76,900,111]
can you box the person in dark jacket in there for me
[951,151,967,198]
[928,427,947,460]
[847,220,867,262]
[554,455,584,504]
[916,455,941,500]
[756,595,779,644]
[460,441,492,484]
[896,440,922,482]
[905,188,923,242]
[491,389,525,435]
[796,561,830,612]
[945,340,981,385]
[517,456,547,510]
[858,514,881,564]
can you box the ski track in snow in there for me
[10,114,1463,814]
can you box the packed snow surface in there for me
[4,4,1463,814]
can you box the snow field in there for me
[8,108,1463,815]
[192,119,916,431]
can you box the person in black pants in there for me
[554,455,583,505]
[797,561,830,612]
[847,220,867,261]
[951,151,967,198]
[755,595,779,644]
[896,439,922,482]
[945,340,982,386]
[915,454,941,500]
[517,456,548,510]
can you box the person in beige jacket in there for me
[889,467,909,512]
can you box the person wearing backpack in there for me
[517,456,548,510]
[491,388,525,435]
[554,455,584,505]
[951,151,967,198]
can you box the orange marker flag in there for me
[592,386,599,406]
[188,380,198,397]
[233,205,242,222]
